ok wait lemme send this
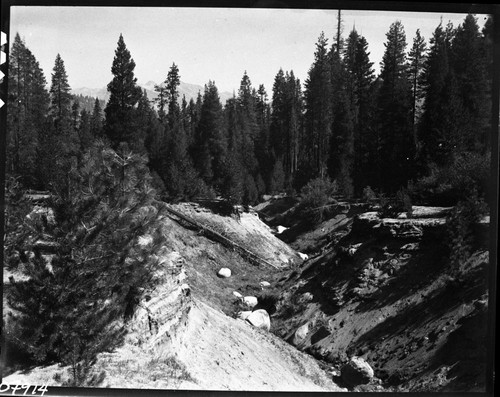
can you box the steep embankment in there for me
[3,201,343,391]
[269,203,490,392]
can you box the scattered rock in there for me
[217,268,232,278]
[233,291,243,299]
[243,296,258,308]
[259,281,271,288]
[292,322,310,346]
[245,309,271,331]
[297,252,309,261]
[341,356,374,387]
[276,225,289,234]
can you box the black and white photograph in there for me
[0,2,497,394]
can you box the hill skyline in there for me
[72,80,234,105]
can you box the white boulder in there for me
[259,281,271,288]
[243,296,258,308]
[276,225,289,234]
[245,309,271,331]
[292,322,309,346]
[297,252,309,261]
[233,291,243,299]
[217,268,232,278]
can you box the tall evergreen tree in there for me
[90,98,103,137]
[270,69,303,190]
[193,81,226,188]
[7,33,50,186]
[451,14,490,153]
[419,22,456,166]
[156,64,204,200]
[78,109,93,151]
[71,100,80,131]
[49,54,72,135]
[408,29,428,130]
[344,29,375,193]
[254,84,272,195]
[329,44,355,197]
[304,32,333,179]
[377,21,414,190]
[104,34,142,149]
[154,84,168,123]
[165,63,181,128]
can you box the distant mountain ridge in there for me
[72,81,233,105]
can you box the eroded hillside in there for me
[3,200,343,391]
[263,199,491,392]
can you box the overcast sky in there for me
[10,7,489,94]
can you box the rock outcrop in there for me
[341,356,374,387]
[353,211,446,239]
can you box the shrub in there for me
[378,188,412,218]
[362,186,377,204]
[300,177,338,222]
[414,151,490,206]
[446,188,488,272]
[7,141,159,375]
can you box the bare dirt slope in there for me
[170,298,343,391]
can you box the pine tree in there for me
[90,98,103,137]
[156,64,205,200]
[344,29,375,193]
[254,84,272,195]
[329,45,355,197]
[154,84,167,123]
[420,22,456,166]
[78,109,93,151]
[377,21,414,191]
[408,29,427,130]
[43,53,79,197]
[49,54,72,134]
[193,81,226,188]
[270,69,303,189]
[270,68,286,163]
[304,32,332,178]
[237,71,259,175]
[7,33,50,186]
[104,34,142,149]
[166,63,181,128]
[451,14,490,153]
[71,100,80,131]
